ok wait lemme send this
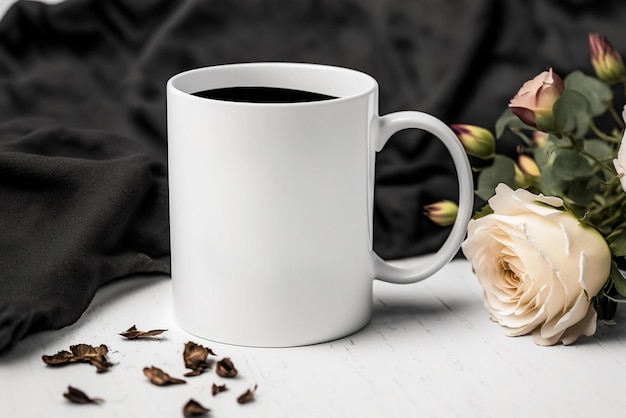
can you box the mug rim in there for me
[167,62,379,107]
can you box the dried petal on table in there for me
[183,341,215,377]
[215,357,238,378]
[41,350,74,365]
[42,344,113,373]
[119,324,168,339]
[237,384,258,405]
[182,399,210,418]
[143,366,186,386]
[63,386,104,404]
[211,383,228,396]
[71,344,113,373]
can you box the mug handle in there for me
[372,111,474,284]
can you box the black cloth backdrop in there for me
[1,0,625,354]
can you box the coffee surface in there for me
[192,86,337,103]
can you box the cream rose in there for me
[462,184,611,345]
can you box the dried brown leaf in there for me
[182,399,210,418]
[183,341,215,377]
[70,343,108,358]
[236,384,258,404]
[119,324,167,339]
[42,344,112,373]
[71,344,113,373]
[143,366,186,386]
[89,357,113,373]
[211,383,228,396]
[63,386,103,404]
[215,357,238,378]
[42,350,74,366]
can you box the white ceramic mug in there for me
[167,62,473,347]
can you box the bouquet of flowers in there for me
[425,33,626,346]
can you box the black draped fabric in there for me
[1,0,625,353]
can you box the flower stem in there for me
[589,119,621,143]
[578,147,615,172]
[609,105,625,129]
[602,293,626,304]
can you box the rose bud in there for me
[613,105,626,192]
[518,154,540,177]
[508,68,564,130]
[450,124,496,159]
[423,200,458,227]
[589,33,626,84]
[513,163,527,189]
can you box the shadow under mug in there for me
[167,62,474,347]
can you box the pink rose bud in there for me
[450,124,495,159]
[589,33,626,84]
[423,200,458,227]
[508,68,564,129]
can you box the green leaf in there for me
[472,204,494,220]
[475,155,516,201]
[551,89,591,137]
[610,262,626,297]
[533,146,550,168]
[533,135,568,168]
[495,108,533,138]
[584,139,614,160]
[567,202,589,221]
[552,148,594,180]
[564,71,612,116]
[538,164,566,197]
[585,139,618,179]
[608,230,626,256]
[538,163,597,206]
[593,293,617,322]
[564,176,599,206]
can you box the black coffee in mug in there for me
[192,86,337,103]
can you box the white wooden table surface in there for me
[1,259,626,418]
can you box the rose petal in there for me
[540,292,591,339]
[560,307,597,345]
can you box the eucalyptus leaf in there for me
[495,108,533,138]
[552,148,594,180]
[552,89,591,137]
[564,176,598,206]
[539,164,597,206]
[585,139,617,179]
[475,155,516,201]
[539,165,566,197]
[564,71,612,116]
[608,230,626,256]
[534,146,550,168]
[610,262,626,297]
[584,139,614,160]
[601,158,617,176]
[533,134,569,168]
[567,202,589,221]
